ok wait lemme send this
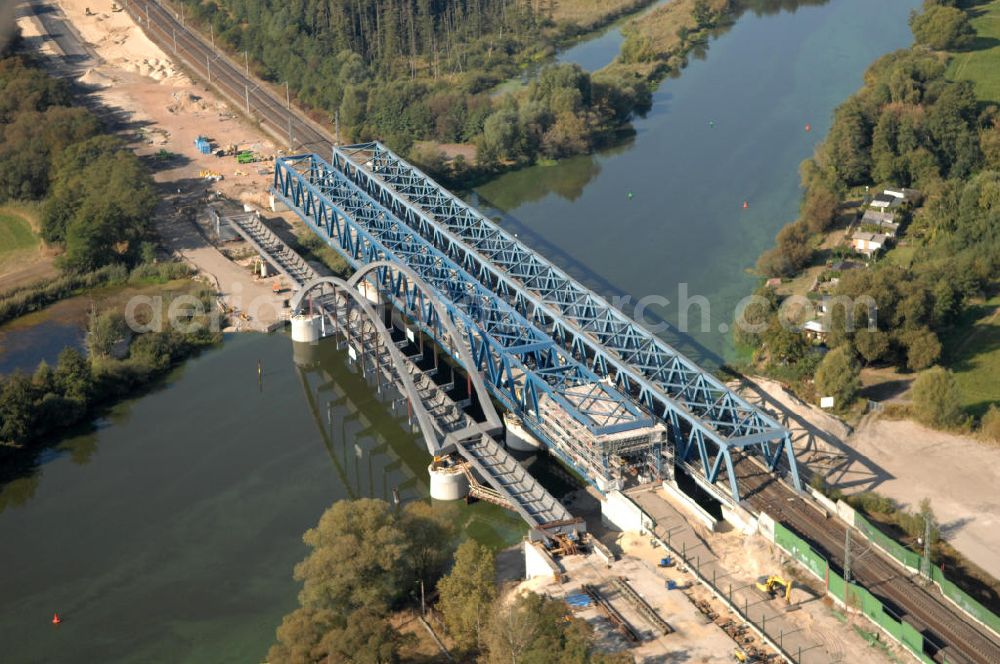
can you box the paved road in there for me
[22,0,94,65]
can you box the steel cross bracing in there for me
[273,153,654,485]
[329,142,801,502]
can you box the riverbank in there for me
[737,0,1000,603]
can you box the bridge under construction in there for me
[274,145,796,505]
[70,2,1000,661]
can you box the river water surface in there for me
[0,2,921,662]
[475,0,921,365]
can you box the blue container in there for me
[194,136,212,155]
[666,579,677,590]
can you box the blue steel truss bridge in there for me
[272,142,801,506]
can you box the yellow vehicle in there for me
[755,574,794,603]
[732,648,751,662]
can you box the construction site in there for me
[15,1,1000,663]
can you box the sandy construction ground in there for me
[739,376,1000,582]
[20,0,301,330]
[54,0,185,82]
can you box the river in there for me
[0,334,524,663]
[0,1,921,662]
[474,0,921,366]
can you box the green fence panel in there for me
[855,513,922,570]
[876,605,904,641]
[938,576,1000,635]
[900,620,923,654]
[845,582,865,611]
[828,569,845,601]
[861,586,883,622]
[774,522,828,580]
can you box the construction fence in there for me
[770,522,940,664]
[851,508,1000,640]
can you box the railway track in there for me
[124,0,334,155]
[115,7,1000,662]
[733,455,1000,664]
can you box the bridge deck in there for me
[221,210,319,288]
[455,435,573,529]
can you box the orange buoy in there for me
[742,200,749,209]
[52,613,61,625]
[805,123,812,132]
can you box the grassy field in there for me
[947,0,1000,103]
[0,207,42,272]
[940,293,1000,417]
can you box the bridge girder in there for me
[274,155,656,489]
[326,142,801,502]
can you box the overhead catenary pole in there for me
[285,82,293,149]
[172,27,176,54]
[245,84,250,115]
[210,24,214,49]
[244,51,249,75]
[207,54,211,82]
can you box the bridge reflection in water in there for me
[291,337,527,546]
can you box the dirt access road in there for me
[18,0,291,330]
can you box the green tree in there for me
[901,326,941,371]
[400,500,456,588]
[911,366,965,428]
[910,5,974,51]
[483,592,603,664]
[814,346,861,408]
[0,372,37,444]
[438,539,497,650]
[267,606,339,664]
[733,287,777,350]
[293,498,411,614]
[763,319,808,365]
[854,328,891,365]
[317,608,404,664]
[801,184,839,233]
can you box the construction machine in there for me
[755,574,794,604]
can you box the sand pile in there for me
[78,67,115,87]
[59,0,188,84]
[167,91,208,113]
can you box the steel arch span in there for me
[292,259,503,441]
[290,271,489,455]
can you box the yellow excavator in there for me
[755,574,794,604]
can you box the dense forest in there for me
[177,0,670,170]
[745,0,1000,431]
[0,55,157,271]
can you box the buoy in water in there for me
[805,123,812,132]
[52,613,61,625]
[709,120,715,128]
[742,200,750,209]
[627,191,633,200]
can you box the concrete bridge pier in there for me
[428,461,469,501]
[290,313,320,343]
